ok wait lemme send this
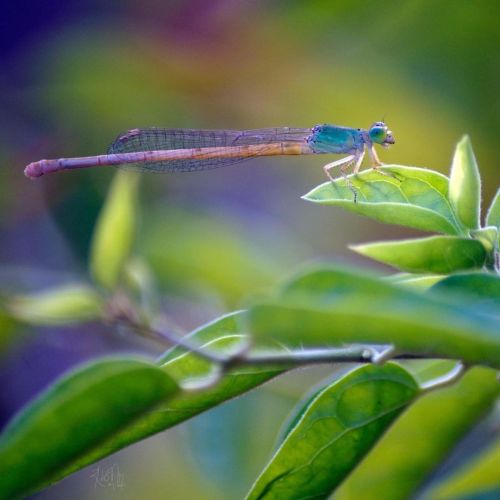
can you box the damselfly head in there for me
[368,122,395,148]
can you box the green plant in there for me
[1,136,499,499]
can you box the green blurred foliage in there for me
[7,284,103,325]
[426,436,500,499]
[90,171,139,289]
[140,206,310,307]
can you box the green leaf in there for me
[385,274,445,291]
[426,436,500,499]
[157,310,247,364]
[0,357,179,499]
[399,359,460,385]
[471,226,498,254]
[123,257,159,318]
[351,236,487,274]
[277,264,389,305]
[90,170,139,289]
[7,284,103,325]
[429,272,500,319]
[32,312,288,488]
[247,266,500,368]
[448,135,481,230]
[430,272,500,299]
[275,384,330,446]
[303,166,460,234]
[334,367,500,500]
[246,363,419,499]
[486,188,500,230]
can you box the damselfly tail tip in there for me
[24,161,44,179]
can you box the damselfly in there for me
[24,122,395,182]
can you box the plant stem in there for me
[113,316,445,371]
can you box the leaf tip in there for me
[449,134,481,230]
[457,134,471,146]
[347,243,363,252]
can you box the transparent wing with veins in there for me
[108,127,314,172]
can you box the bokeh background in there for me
[1,1,499,498]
